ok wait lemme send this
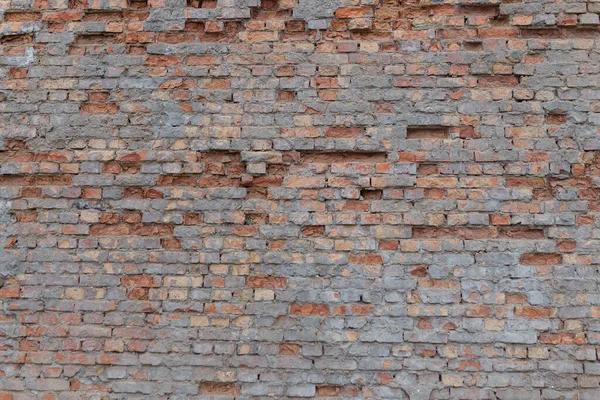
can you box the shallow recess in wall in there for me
[188,0,218,8]
[128,0,149,8]
[464,41,483,51]
[406,126,449,139]
[361,189,382,200]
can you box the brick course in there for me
[1,0,600,398]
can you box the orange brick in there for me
[290,303,330,316]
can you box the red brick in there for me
[246,276,287,288]
[334,7,373,18]
[89,224,131,236]
[539,333,584,345]
[348,253,383,264]
[505,177,546,187]
[43,11,82,22]
[132,224,174,236]
[121,275,159,287]
[187,55,219,65]
[0,175,73,186]
[350,304,373,315]
[466,305,494,317]
[146,55,180,66]
[279,343,299,355]
[290,303,330,316]
[515,306,556,319]
[520,253,563,265]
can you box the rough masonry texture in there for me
[0,0,600,398]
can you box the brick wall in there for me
[1,0,600,398]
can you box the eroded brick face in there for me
[1,0,600,398]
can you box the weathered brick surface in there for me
[0,0,600,398]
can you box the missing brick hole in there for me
[300,152,387,164]
[267,164,288,175]
[185,21,205,31]
[361,189,382,200]
[187,0,218,8]
[464,41,483,51]
[406,126,449,139]
[68,0,87,8]
[546,113,567,125]
[285,20,306,33]
[128,0,148,8]
[0,33,34,46]
[260,0,279,11]
[128,45,147,55]
[245,213,268,225]
[277,90,296,102]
